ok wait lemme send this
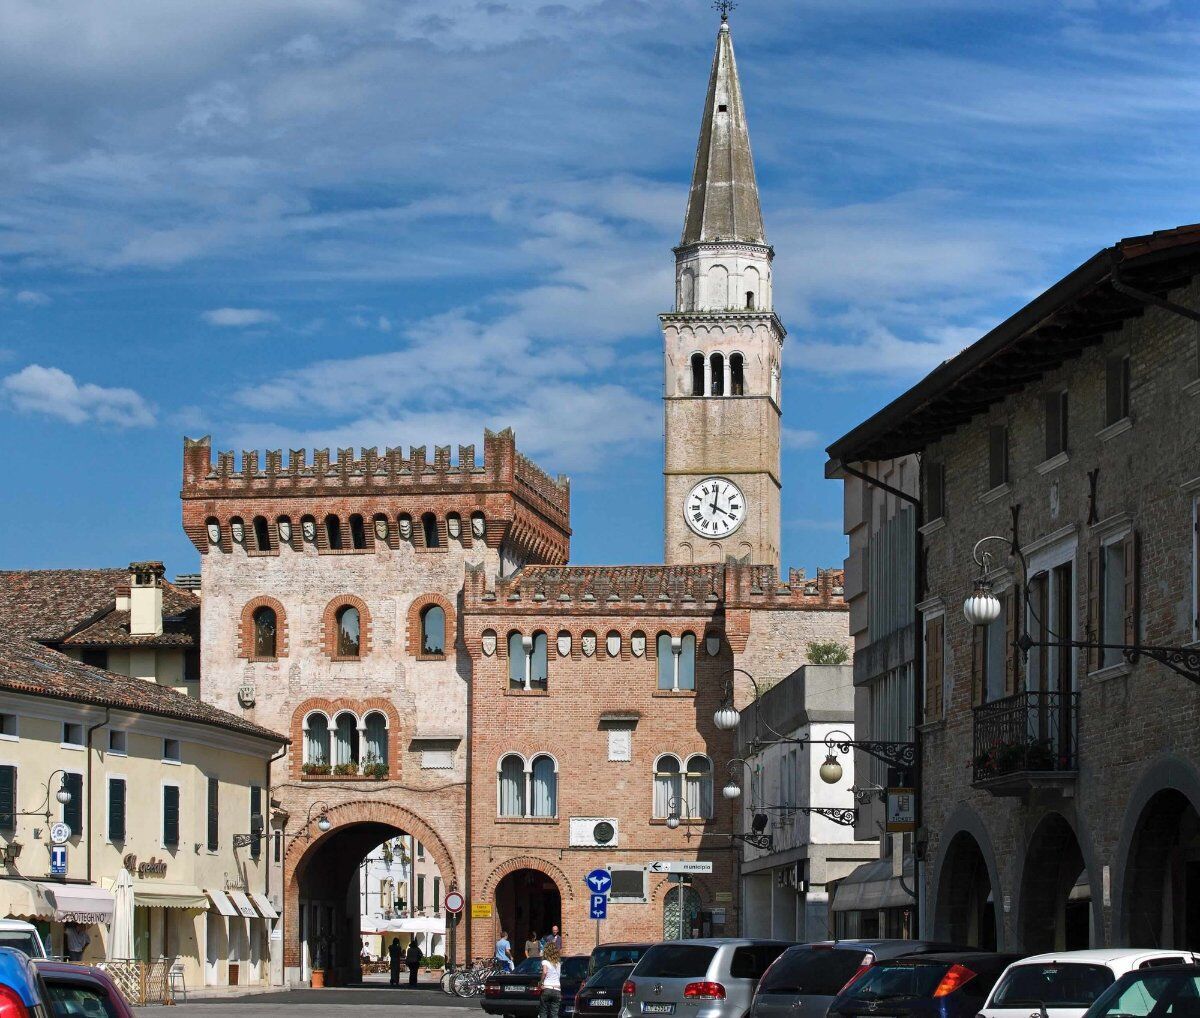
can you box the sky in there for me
[1,0,1199,577]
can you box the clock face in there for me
[685,476,747,538]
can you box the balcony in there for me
[972,691,1079,796]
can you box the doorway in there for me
[495,869,562,960]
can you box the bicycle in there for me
[452,957,503,997]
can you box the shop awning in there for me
[831,856,915,913]
[249,893,279,920]
[361,915,446,935]
[205,889,237,918]
[36,883,114,924]
[0,881,48,921]
[226,890,258,919]
[133,883,207,910]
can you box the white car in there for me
[979,949,1200,1018]
[0,919,48,959]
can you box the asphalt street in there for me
[133,982,480,1015]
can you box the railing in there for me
[96,959,172,1006]
[972,690,1079,785]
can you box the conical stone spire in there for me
[680,19,766,247]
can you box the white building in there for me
[357,835,445,960]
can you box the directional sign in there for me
[649,860,713,875]
[589,894,608,920]
[444,891,465,915]
[50,845,67,878]
[585,869,612,894]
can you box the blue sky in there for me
[2,0,1198,577]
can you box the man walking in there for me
[388,937,403,986]
[495,930,514,973]
[64,924,90,963]
[405,939,423,987]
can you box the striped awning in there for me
[133,883,207,910]
[249,892,279,920]
[226,890,258,919]
[205,889,237,917]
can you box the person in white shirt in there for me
[538,942,562,1018]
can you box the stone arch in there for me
[481,855,575,902]
[1014,809,1096,952]
[650,874,715,904]
[321,594,372,660]
[406,592,456,659]
[237,595,288,660]
[1112,753,1200,946]
[930,803,1005,946]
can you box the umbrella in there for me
[108,869,135,960]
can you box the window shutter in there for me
[207,777,219,852]
[924,617,943,720]
[163,785,180,846]
[971,625,985,707]
[1004,587,1019,696]
[63,773,83,836]
[109,779,126,842]
[1087,543,1101,674]
[0,766,15,832]
[1124,530,1140,660]
[250,786,263,860]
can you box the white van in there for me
[979,949,1200,1018]
[0,920,48,959]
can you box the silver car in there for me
[623,939,792,1018]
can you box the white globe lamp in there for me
[713,706,741,732]
[963,578,1002,627]
[819,753,844,785]
[722,781,742,800]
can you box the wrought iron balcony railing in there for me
[972,690,1079,792]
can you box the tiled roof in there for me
[0,635,285,745]
[0,570,199,648]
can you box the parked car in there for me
[589,943,654,978]
[482,954,590,1018]
[0,921,47,960]
[1082,964,1200,1018]
[980,949,1200,1018]
[826,951,1022,1018]
[624,939,792,1018]
[751,940,966,1018]
[0,946,135,1017]
[577,964,636,1016]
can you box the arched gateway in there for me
[283,800,460,985]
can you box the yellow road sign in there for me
[471,902,494,919]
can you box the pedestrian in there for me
[542,925,562,952]
[360,940,372,965]
[524,931,541,960]
[388,937,403,986]
[64,924,90,963]
[495,929,514,972]
[405,940,423,987]
[537,941,563,1018]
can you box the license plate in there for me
[590,1001,614,1008]
[643,1005,675,1014]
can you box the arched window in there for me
[664,884,702,940]
[252,516,271,551]
[422,513,440,548]
[325,514,343,550]
[498,755,526,818]
[349,514,367,550]
[730,353,745,396]
[691,353,705,396]
[710,353,725,396]
[678,633,696,691]
[654,755,682,819]
[253,606,277,658]
[303,714,330,766]
[421,605,446,656]
[336,605,360,657]
[508,631,548,690]
[657,633,674,690]
[745,290,756,310]
[531,755,558,817]
[530,631,548,689]
[334,713,359,768]
[508,632,525,688]
[686,755,713,819]
[364,711,388,768]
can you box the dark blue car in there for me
[827,952,1022,1018]
[0,945,136,1017]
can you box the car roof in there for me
[667,938,792,947]
[0,919,37,930]
[596,943,654,949]
[888,952,1023,963]
[1013,950,1197,965]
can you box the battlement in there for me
[725,564,847,610]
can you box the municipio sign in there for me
[471,902,494,919]
[648,860,713,875]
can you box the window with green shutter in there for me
[207,777,218,852]
[0,766,15,833]
[108,779,126,842]
[62,773,83,837]
[250,786,262,860]
[163,785,180,846]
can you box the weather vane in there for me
[713,0,737,22]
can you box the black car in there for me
[482,954,590,1018]
[827,952,1023,1018]
[587,943,654,978]
[575,963,635,1016]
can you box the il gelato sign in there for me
[123,855,168,879]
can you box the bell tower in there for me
[661,13,784,570]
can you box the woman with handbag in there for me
[538,942,563,1018]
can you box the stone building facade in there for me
[827,224,1200,951]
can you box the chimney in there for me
[128,561,165,637]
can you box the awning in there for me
[361,916,446,935]
[831,856,915,913]
[226,890,258,919]
[0,882,48,921]
[133,883,207,910]
[36,883,114,924]
[249,893,279,920]
[205,889,237,918]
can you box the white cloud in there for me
[15,290,51,306]
[782,427,821,449]
[1,365,156,427]
[202,307,279,326]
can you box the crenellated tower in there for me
[661,14,784,570]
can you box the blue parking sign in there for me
[50,845,67,877]
[590,894,608,920]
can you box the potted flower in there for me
[333,762,358,776]
[302,762,331,776]
[363,755,388,780]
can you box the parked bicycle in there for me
[451,957,502,997]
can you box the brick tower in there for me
[662,15,784,570]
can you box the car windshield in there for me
[636,945,717,979]
[0,932,41,958]
[514,958,543,975]
[592,946,648,972]
[991,964,1114,1008]
[563,958,589,981]
[587,965,635,990]
[1087,971,1200,1018]
[843,963,953,1001]
[758,948,868,996]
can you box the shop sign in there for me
[885,788,916,833]
[123,854,168,879]
[224,874,248,892]
[471,902,493,919]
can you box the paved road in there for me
[133,983,480,1015]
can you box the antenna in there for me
[713,0,737,22]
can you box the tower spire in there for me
[680,15,765,247]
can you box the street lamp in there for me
[14,770,74,823]
[818,753,843,785]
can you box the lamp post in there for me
[15,769,74,823]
